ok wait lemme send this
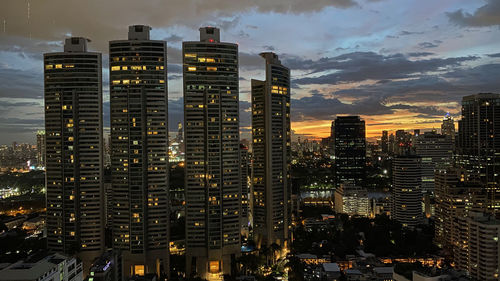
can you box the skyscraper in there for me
[441,113,455,139]
[251,52,291,250]
[392,155,422,227]
[183,27,240,279]
[44,37,104,272]
[36,130,46,167]
[240,144,250,237]
[457,93,500,185]
[333,116,366,187]
[414,131,453,192]
[381,130,388,154]
[109,25,169,278]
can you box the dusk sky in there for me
[1,0,500,144]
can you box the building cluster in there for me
[0,141,39,173]
[14,25,292,281]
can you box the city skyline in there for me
[2,0,500,143]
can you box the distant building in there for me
[321,263,341,281]
[441,113,455,140]
[453,212,500,280]
[240,144,250,236]
[0,253,83,281]
[36,130,46,167]
[381,130,389,154]
[392,155,422,227]
[333,116,366,187]
[44,37,104,272]
[414,132,453,192]
[334,185,370,217]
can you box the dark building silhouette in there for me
[44,37,104,274]
[333,116,366,187]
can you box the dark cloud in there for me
[487,53,500,58]
[418,41,440,49]
[1,0,358,53]
[289,51,478,85]
[407,52,434,57]
[263,45,276,51]
[399,30,424,36]
[448,0,500,27]
[0,67,43,99]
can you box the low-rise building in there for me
[321,263,341,281]
[0,252,82,281]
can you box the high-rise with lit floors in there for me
[183,27,240,279]
[36,130,46,168]
[457,93,500,185]
[333,116,366,187]
[44,37,104,273]
[240,144,250,237]
[441,113,455,140]
[251,52,291,250]
[109,25,169,279]
[391,155,423,227]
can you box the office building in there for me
[333,116,366,187]
[252,52,291,250]
[453,212,500,280]
[441,113,455,139]
[457,93,500,185]
[381,130,388,154]
[414,132,453,192]
[0,253,83,281]
[109,25,169,278]
[36,130,46,167]
[240,144,250,236]
[183,27,240,279]
[391,155,422,227]
[334,185,370,217]
[44,37,104,271]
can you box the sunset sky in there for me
[1,0,500,143]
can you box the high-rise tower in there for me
[44,37,104,273]
[251,52,291,250]
[109,25,169,279]
[36,130,46,167]
[457,93,500,185]
[333,116,366,187]
[183,27,240,280]
[392,155,423,227]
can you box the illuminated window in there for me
[55,64,63,69]
[122,66,128,70]
[198,58,206,62]
[45,65,53,70]
[188,66,196,71]
[112,80,120,85]
[134,265,145,276]
[185,53,196,58]
[209,261,220,273]
[159,79,165,84]
[64,64,74,68]
[123,80,130,84]
[111,66,120,71]
[206,58,215,63]
[207,67,217,71]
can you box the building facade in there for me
[414,132,453,192]
[333,116,366,187]
[453,212,500,280]
[457,93,500,185]
[109,25,169,278]
[183,27,241,279]
[334,185,370,217]
[44,37,104,272]
[391,155,422,227]
[240,144,250,237]
[252,52,291,250]
[36,130,46,168]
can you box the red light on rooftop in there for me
[209,39,214,43]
